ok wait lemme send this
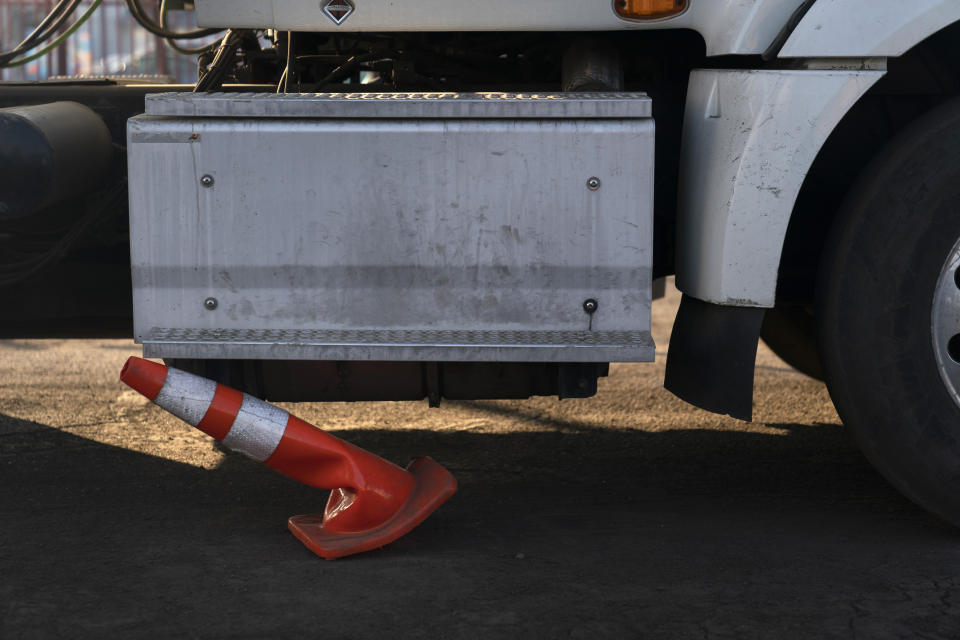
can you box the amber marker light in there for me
[614,0,688,20]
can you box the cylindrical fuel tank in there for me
[0,101,112,220]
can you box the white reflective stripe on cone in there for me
[221,394,289,462]
[153,368,218,427]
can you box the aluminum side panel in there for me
[128,115,654,361]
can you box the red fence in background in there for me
[1,0,212,82]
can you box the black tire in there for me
[760,305,823,380]
[817,97,960,526]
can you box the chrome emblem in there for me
[322,0,354,25]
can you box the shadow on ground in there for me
[3,407,960,639]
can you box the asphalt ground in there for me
[2,281,960,638]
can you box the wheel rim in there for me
[932,235,960,408]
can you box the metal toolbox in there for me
[127,92,655,362]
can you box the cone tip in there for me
[120,356,168,401]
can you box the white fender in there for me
[675,68,883,307]
[780,0,960,58]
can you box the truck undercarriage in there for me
[5,0,960,529]
[1,29,702,406]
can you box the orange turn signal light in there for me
[614,0,688,20]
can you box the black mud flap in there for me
[664,294,766,421]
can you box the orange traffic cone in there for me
[120,356,456,559]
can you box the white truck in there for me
[2,0,960,527]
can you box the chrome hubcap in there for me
[932,236,960,408]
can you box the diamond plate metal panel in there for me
[144,91,653,119]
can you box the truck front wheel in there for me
[817,98,960,526]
